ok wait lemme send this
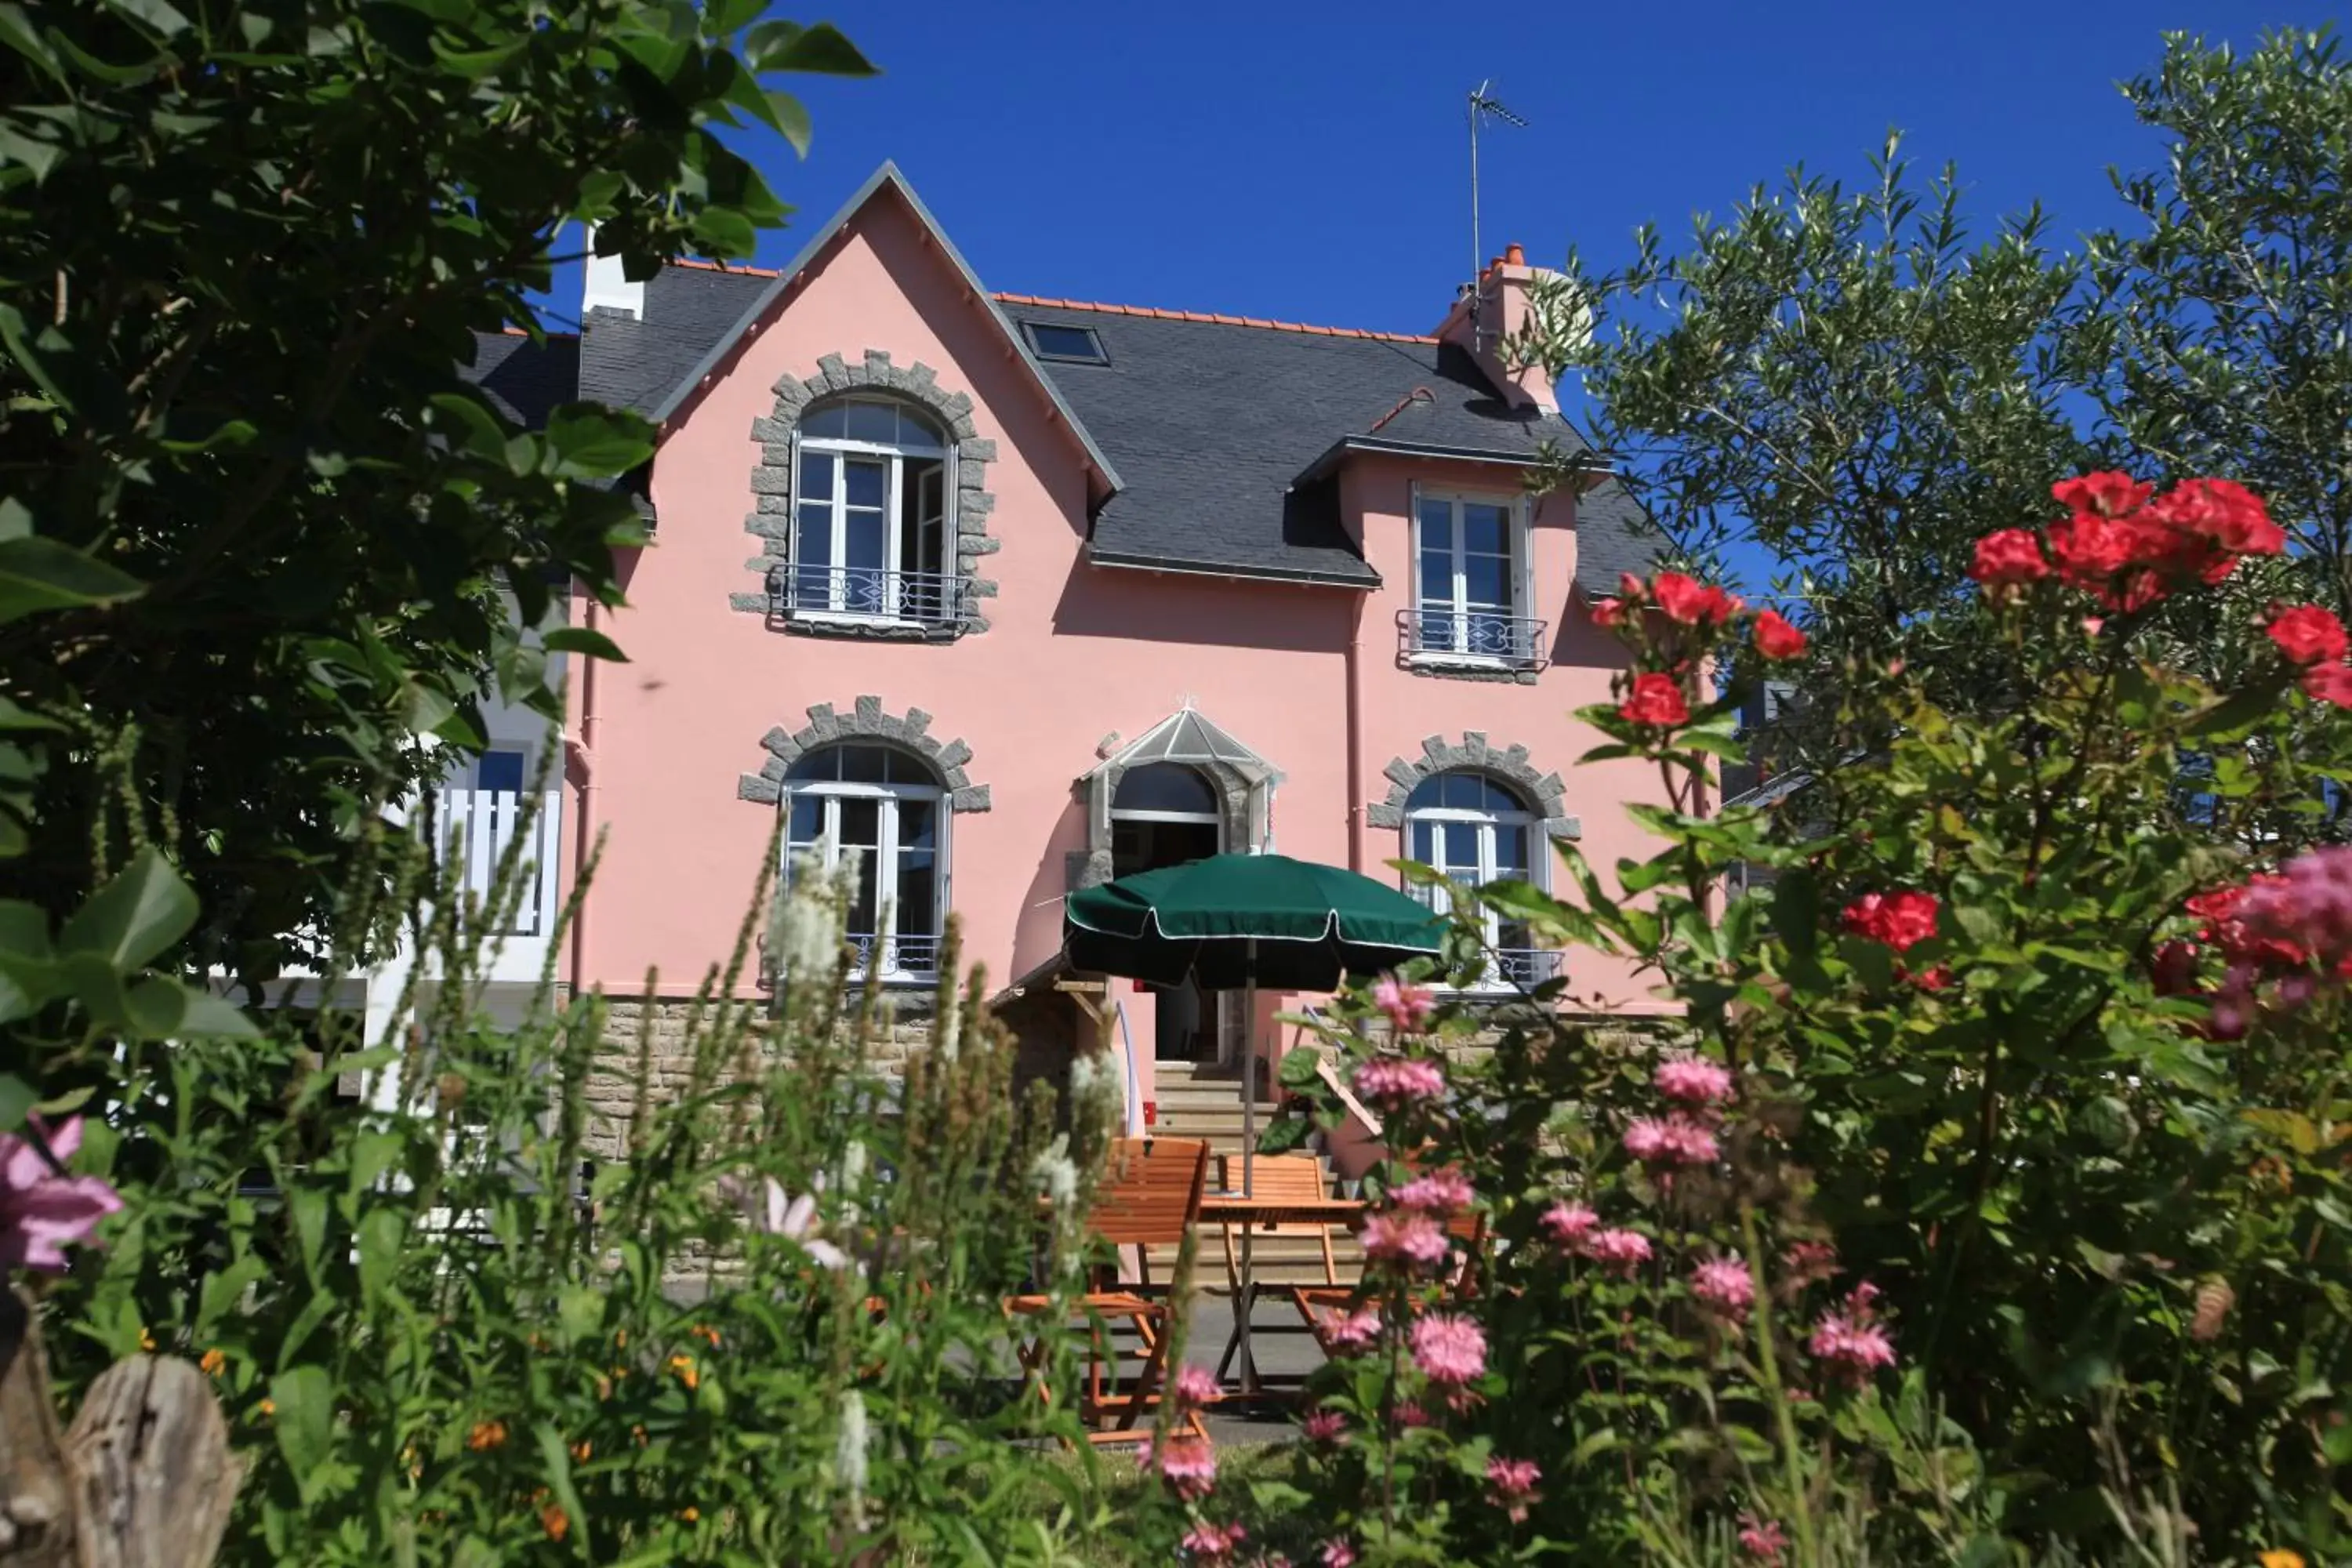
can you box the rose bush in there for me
[1252,474,2351,1564]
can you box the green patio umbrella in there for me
[1063,853,1445,1393]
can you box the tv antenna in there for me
[1467,79,1528,320]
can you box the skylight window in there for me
[1022,321,1107,364]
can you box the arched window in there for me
[1109,763,1221,881]
[789,397,952,624]
[1403,771,1550,987]
[783,744,945,979]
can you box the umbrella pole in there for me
[1239,938,1258,1396]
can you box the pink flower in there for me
[1539,1201,1599,1248]
[1352,1054,1446,1109]
[2266,603,2350,666]
[1619,671,1690,728]
[1969,528,2051,596]
[2238,845,2352,974]
[1653,1055,1734,1106]
[1152,1436,1218,1502]
[1621,1114,1720,1167]
[1690,1255,1755,1319]
[1361,1210,1451,1269]
[1370,974,1435,1035]
[1180,1521,1247,1562]
[1779,1240,1838,1294]
[1396,1400,1432,1428]
[1392,1167,1475,1213]
[1808,1283,1898,1385]
[1171,1363,1221,1409]
[1319,1541,1359,1568]
[1300,1407,1348,1445]
[1,1116,123,1274]
[1319,1307,1382,1353]
[1408,1312,1487,1386]
[1738,1514,1789,1563]
[1486,1456,1542,1523]
[1752,609,1808,662]
[1840,890,1940,953]
[1581,1228,1653,1274]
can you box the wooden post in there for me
[0,1290,240,1567]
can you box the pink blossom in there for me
[1392,1167,1475,1213]
[1152,1436,1218,1502]
[1581,1228,1653,1273]
[1539,1201,1599,1247]
[1180,1521,1247,1562]
[1396,1400,1432,1428]
[2239,845,2352,975]
[1738,1514,1788,1563]
[1779,1240,1838,1294]
[1808,1283,1898,1385]
[1352,1054,1446,1109]
[1690,1255,1755,1319]
[1171,1363,1221,1409]
[1408,1312,1487,1386]
[1,1116,123,1274]
[1319,1307,1382,1353]
[1319,1541,1359,1568]
[1300,1407,1348,1445]
[1653,1055,1735,1106]
[1486,1456,1542,1523]
[1371,974,1436,1035]
[1360,1210,1451,1269]
[1621,1114,1720,1167]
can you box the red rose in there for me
[1591,597,1627,628]
[1753,609,1808,662]
[2051,471,2153,519]
[2147,477,2285,557]
[1969,529,2050,592]
[1650,572,1742,627]
[1619,572,1646,599]
[1618,672,1690,728]
[2302,662,2352,709]
[1840,890,1940,953]
[2264,604,2349,666]
[2150,940,2201,996]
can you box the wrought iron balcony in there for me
[1397,606,1550,670]
[768,564,972,628]
[1490,947,1563,988]
[845,932,942,982]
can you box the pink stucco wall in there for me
[569,183,1672,1029]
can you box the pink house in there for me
[463,164,1671,1125]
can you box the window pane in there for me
[835,746,892,784]
[797,448,833,500]
[474,750,525,793]
[800,404,848,439]
[786,794,826,842]
[1409,820,1436,862]
[1441,822,1481,873]
[1113,764,1218,816]
[845,458,886,510]
[1442,773,1483,810]
[1461,553,1509,610]
[1485,779,1525,815]
[897,407,943,445]
[786,750,840,782]
[1405,776,1446,812]
[1462,503,1510,556]
[847,851,877,935]
[1416,496,1456,543]
[1028,322,1104,361]
[1418,550,1455,606]
[1495,824,1530,877]
[900,457,945,579]
[836,797,881,849]
[895,857,938,937]
[846,401,899,444]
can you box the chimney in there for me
[1431,241,1557,413]
[581,223,644,320]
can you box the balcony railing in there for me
[1397,606,1550,670]
[846,932,942,982]
[432,785,563,939]
[768,564,972,628]
[1489,948,1563,988]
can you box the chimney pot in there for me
[1504,242,1526,267]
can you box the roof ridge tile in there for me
[993,291,1435,344]
[668,256,785,279]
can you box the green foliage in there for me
[1261,481,2351,1564]
[0,0,873,983]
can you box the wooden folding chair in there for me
[1290,1195,1488,1360]
[1006,1136,1210,1446]
[1210,1154,1354,1377]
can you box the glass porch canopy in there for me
[1080,706,1285,854]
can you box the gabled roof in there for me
[1082,707,1284,784]
[582,163,1123,497]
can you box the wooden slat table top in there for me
[1196,1195,1364,1228]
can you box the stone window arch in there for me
[1367,732,1578,840]
[738,696,991,813]
[733,350,1000,637]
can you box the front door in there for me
[1109,772,1222,1062]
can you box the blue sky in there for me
[754,1,2329,337]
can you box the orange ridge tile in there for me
[990,292,1434,343]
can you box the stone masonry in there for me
[736,696,993,811]
[732,349,1000,636]
[1367,730,1581,840]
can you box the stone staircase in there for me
[1142,1061,1363,1292]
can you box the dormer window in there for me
[1022,321,1108,365]
[1403,488,1544,671]
[786,397,958,626]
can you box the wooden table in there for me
[1196,1192,1364,1396]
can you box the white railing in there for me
[434,786,564,938]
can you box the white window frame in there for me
[789,398,953,626]
[782,769,950,985]
[1403,776,1549,992]
[1408,484,1535,668]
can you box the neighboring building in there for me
[460,163,1674,1142]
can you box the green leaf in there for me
[100,0,190,35]
[768,90,812,158]
[60,846,197,969]
[0,536,144,625]
[357,1207,405,1302]
[543,406,652,478]
[746,20,876,75]
[270,1365,336,1484]
[1276,1045,1323,1090]
[532,1424,590,1552]
[121,975,187,1037]
[178,989,258,1036]
[0,1073,34,1132]
[1255,1116,1312,1156]
[0,898,51,959]
[540,626,629,661]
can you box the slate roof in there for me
[461,187,1656,593]
[462,330,577,426]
